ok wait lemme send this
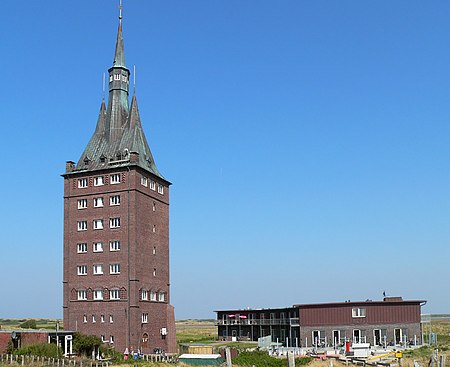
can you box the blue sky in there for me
[1,1,450,319]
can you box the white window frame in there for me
[78,290,87,301]
[77,265,87,276]
[109,315,114,323]
[142,313,148,324]
[141,290,148,301]
[110,335,114,344]
[93,242,104,253]
[77,221,87,231]
[93,219,104,230]
[150,180,156,191]
[94,197,104,208]
[157,184,164,194]
[150,291,157,301]
[101,315,105,323]
[83,314,87,323]
[78,178,88,188]
[94,176,104,186]
[110,218,121,228]
[158,292,165,302]
[93,264,103,275]
[141,176,148,187]
[109,289,120,300]
[110,195,121,206]
[110,263,121,274]
[77,243,87,253]
[352,307,366,318]
[93,289,103,300]
[109,240,121,251]
[78,199,88,209]
[110,174,121,184]
[92,315,96,323]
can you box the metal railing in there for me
[217,318,299,326]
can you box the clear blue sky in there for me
[1,1,449,320]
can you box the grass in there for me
[0,319,62,330]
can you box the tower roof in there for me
[70,18,166,182]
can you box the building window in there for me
[152,202,156,211]
[152,225,156,233]
[114,74,121,81]
[77,265,87,276]
[77,221,87,231]
[78,178,88,188]
[150,291,156,301]
[78,199,87,209]
[109,240,121,251]
[141,176,148,187]
[92,315,96,323]
[93,219,104,230]
[93,242,103,252]
[93,264,103,275]
[141,290,148,301]
[153,246,156,255]
[109,315,114,323]
[110,195,121,206]
[153,268,156,277]
[158,292,165,302]
[142,313,148,324]
[110,335,114,344]
[94,197,104,208]
[352,308,366,318]
[101,315,105,323]
[150,180,156,191]
[157,184,164,194]
[83,314,87,323]
[101,335,105,342]
[93,289,103,300]
[94,176,104,186]
[77,243,87,253]
[110,263,121,274]
[78,290,87,301]
[110,218,121,228]
[110,174,121,184]
[109,289,120,300]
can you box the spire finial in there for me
[102,73,106,100]
[133,65,136,95]
[119,0,123,22]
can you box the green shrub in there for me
[73,333,102,357]
[19,320,37,329]
[15,343,62,358]
[232,351,312,367]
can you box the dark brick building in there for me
[62,10,176,354]
[216,297,425,348]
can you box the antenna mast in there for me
[119,0,123,22]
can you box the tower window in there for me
[78,290,87,301]
[93,242,104,252]
[110,263,121,274]
[110,335,114,344]
[142,313,148,324]
[77,265,87,276]
[110,174,121,184]
[157,184,164,194]
[109,315,114,323]
[153,268,156,277]
[150,291,156,301]
[94,197,104,208]
[141,290,148,301]
[78,178,88,188]
[101,315,105,323]
[93,219,104,230]
[77,243,88,253]
[153,246,156,255]
[92,315,96,323]
[153,202,156,211]
[141,176,148,187]
[77,221,87,231]
[94,176,104,186]
[158,292,165,302]
[93,264,103,275]
[150,180,156,191]
[93,289,104,300]
[114,74,121,81]
[78,199,87,209]
[109,240,121,251]
[152,225,156,233]
[109,289,120,299]
[110,217,121,228]
[83,314,87,323]
[110,195,121,206]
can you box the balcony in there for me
[216,318,298,326]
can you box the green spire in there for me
[113,22,126,68]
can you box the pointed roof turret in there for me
[113,22,126,68]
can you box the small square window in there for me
[94,289,103,300]
[110,195,121,206]
[93,242,103,252]
[93,219,104,230]
[110,263,121,274]
[93,264,103,275]
[78,178,88,188]
[77,221,87,231]
[77,265,87,276]
[78,290,87,301]
[141,176,148,187]
[94,176,104,186]
[78,199,87,209]
[352,308,366,318]
[110,174,121,184]
[77,243,87,253]
[109,240,121,251]
[110,218,121,228]
[94,197,104,208]
[109,289,120,299]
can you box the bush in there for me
[19,320,37,329]
[232,351,312,367]
[15,343,62,358]
[73,333,102,357]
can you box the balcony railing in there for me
[216,318,299,326]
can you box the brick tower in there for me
[62,9,176,355]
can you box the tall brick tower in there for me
[62,8,176,354]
